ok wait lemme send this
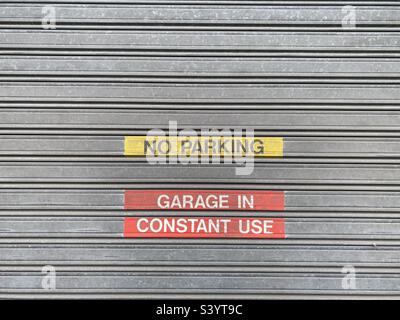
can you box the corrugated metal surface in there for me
[2,0,400,299]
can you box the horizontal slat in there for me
[0,272,399,295]
[283,138,400,157]
[3,1,400,6]
[0,238,394,245]
[6,158,400,165]
[1,265,398,273]
[1,31,400,52]
[0,190,123,209]
[0,5,399,27]
[0,217,399,239]
[4,103,400,111]
[1,130,400,137]
[2,57,400,78]
[0,245,397,266]
[1,136,400,158]
[3,83,400,104]
[0,163,398,186]
[0,136,122,155]
[1,110,400,130]
[0,293,396,299]
[1,183,399,192]
[0,190,400,212]
[285,191,400,211]
[3,210,400,219]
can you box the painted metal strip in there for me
[124,136,283,157]
[123,217,285,238]
[124,190,285,211]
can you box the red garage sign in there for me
[124,190,284,211]
[124,217,285,239]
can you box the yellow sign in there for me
[124,136,283,157]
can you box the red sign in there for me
[124,190,284,211]
[124,217,285,238]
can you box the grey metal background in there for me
[2,0,400,299]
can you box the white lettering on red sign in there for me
[124,217,285,238]
[124,190,285,211]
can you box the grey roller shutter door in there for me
[1,1,400,299]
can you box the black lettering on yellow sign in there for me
[124,136,283,157]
